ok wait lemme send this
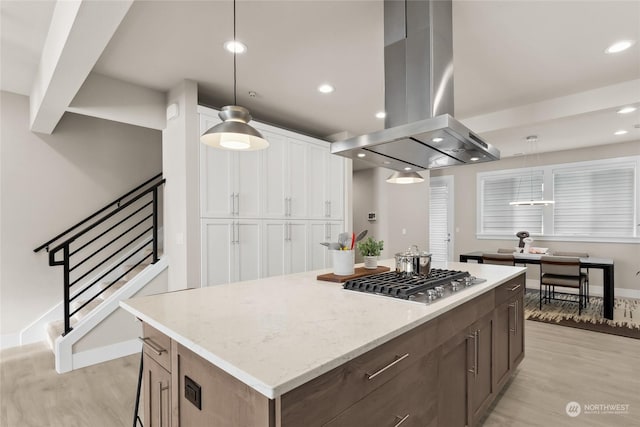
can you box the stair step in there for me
[99,280,127,300]
[45,318,77,349]
[122,263,149,281]
[143,247,164,258]
[70,298,103,322]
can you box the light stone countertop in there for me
[121,260,526,399]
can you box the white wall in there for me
[352,167,430,262]
[161,80,200,291]
[0,91,162,336]
[430,140,640,293]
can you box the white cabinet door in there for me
[285,221,308,274]
[287,139,308,218]
[308,144,329,219]
[201,219,233,286]
[202,219,261,285]
[235,151,262,218]
[307,221,343,270]
[263,220,286,277]
[200,112,262,218]
[232,220,261,282]
[327,153,344,220]
[263,220,307,276]
[200,116,234,218]
[262,132,287,218]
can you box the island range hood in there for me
[331,0,500,171]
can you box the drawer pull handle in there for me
[509,284,521,292]
[366,353,409,380]
[138,337,167,355]
[394,414,410,426]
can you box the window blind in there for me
[430,183,449,263]
[481,171,544,234]
[554,166,635,237]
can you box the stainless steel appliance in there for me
[395,246,432,277]
[331,0,500,171]
[343,269,485,304]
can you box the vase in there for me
[363,256,378,269]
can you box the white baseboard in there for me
[0,333,20,350]
[72,339,142,370]
[524,279,640,299]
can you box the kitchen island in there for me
[122,260,526,427]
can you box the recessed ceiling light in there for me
[318,84,334,94]
[605,40,635,54]
[617,106,637,114]
[382,161,391,165]
[224,40,247,54]
[375,111,386,119]
[614,130,628,135]
[432,137,444,143]
[404,167,412,171]
[357,153,366,158]
[470,157,480,161]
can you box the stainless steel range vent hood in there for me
[331,0,500,171]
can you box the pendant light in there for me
[509,135,554,206]
[386,170,424,184]
[200,0,269,151]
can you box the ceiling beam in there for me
[29,0,133,134]
[461,79,640,133]
[67,73,166,130]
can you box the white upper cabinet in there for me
[261,132,308,219]
[200,114,262,218]
[308,144,344,220]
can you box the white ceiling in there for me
[2,0,639,163]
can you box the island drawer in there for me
[322,351,438,427]
[494,275,525,306]
[280,318,438,427]
[141,323,172,372]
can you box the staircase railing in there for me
[34,173,165,336]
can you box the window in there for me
[477,156,639,242]
[480,170,544,235]
[553,165,635,237]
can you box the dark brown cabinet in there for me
[143,352,171,427]
[141,323,173,427]
[493,276,525,390]
[140,272,525,427]
[438,311,494,427]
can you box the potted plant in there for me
[357,237,384,269]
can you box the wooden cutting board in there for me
[317,266,390,283]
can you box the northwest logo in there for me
[566,401,581,417]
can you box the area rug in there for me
[523,290,640,339]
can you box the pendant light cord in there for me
[233,0,237,106]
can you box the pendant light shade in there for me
[386,171,424,184]
[200,0,269,151]
[200,106,269,151]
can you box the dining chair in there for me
[482,253,515,266]
[539,256,588,314]
[552,251,590,302]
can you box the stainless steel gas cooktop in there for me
[342,269,486,304]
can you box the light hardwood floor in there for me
[1,321,639,427]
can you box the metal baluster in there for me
[152,187,158,263]
[63,244,71,335]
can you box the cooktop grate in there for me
[343,269,470,300]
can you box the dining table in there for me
[459,251,615,320]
